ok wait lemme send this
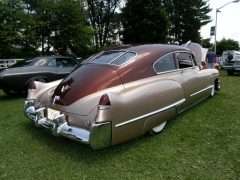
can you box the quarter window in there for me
[48,59,56,66]
[154,53,176,73]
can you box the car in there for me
[0,56,79,96]
[223,55,240,75]
[24,42,220,149]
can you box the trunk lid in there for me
[53,64,123,108]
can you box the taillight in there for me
[98,93,111,110]
[28,82,37,92]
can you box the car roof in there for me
[95,44,190,69]
[83,44,192,84]
[110,44,188,55]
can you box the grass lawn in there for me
[1,70,240,179]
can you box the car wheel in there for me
[24,77,47,93]
[3,89,23,96]
[227,71,234,75]
[33,77,46,83]
[210,83,215,97]
[148,121,167,136]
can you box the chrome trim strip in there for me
[190,85,213,97]
[115,99,185,127]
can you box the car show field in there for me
[1,70,240,179]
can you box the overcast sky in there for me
[200,0,240,43]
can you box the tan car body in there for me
[24,43,220,149]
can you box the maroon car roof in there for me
[100,44,189,84]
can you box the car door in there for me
[176,51,207,108]
[56,58,78,79]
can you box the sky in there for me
[200,0,240,43]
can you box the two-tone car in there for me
[0,56,79,96]
[24,42,220,149]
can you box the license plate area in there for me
[47,108,60,120]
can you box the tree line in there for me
[0,0,239,59]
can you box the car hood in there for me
[0,66,27,75]
[52,64,124,107]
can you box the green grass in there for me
[1,70,240,180]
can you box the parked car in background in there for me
[0,56,79,96]
[220,50,240,66]
[24,43,220,149]
[223,55,240,75]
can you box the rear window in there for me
[88,51,136,65]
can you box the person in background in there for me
[215,55,221,70]
[54,50,60,56]
[226,52,233,63]
[216,55,221,64]
[66,48,77,60]
[205,48,217,69]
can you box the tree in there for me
[162,0,212,44]
[201,38,213,49]
[22,0,94,56]
[121,0,169,44]
[0,0,31,58]
[216,38,240,56]
[50,0,94,56]
[86,0,121,48]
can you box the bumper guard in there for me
[24,100,111,149]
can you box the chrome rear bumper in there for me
[24,100,111,150]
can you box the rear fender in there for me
[27,79,63,103]
[95,79,185,146]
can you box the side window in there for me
[177,52,195,69]
[56,59,77,67]
[154,53,176,73]
[56,59,63,67]
[66,59,77,66]
[48,59,56,67]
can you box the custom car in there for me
[24,42,220,149]
[0,56,79,96]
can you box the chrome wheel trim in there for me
[33,77,46,83]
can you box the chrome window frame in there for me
[176,50,197,70]
[86,50,138,66]
[153,52,177,74]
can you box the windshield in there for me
[9,58,35,68]
[9,57,51,68]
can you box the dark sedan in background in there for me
[0,56,79,96]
